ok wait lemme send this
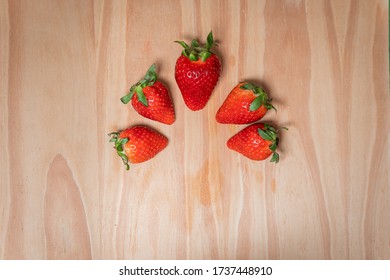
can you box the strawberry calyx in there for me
[257,124,288,163]
[240,82,276,112]
[108,131,130,170]
[175,31,215,62]
[120,64,158,107]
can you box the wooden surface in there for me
[0,0,389,260]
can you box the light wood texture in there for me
[0,0,389,260]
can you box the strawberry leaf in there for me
[200,51,211,62]
[270,152,279,163]
[118,137,128,145]
[118,151,130,170]
[174,40,190,49]
[189,52,198,61]
[144,64,157,83]
[263,123,273,132]
[206,31,214,50]
[249,96,263,111]
[175,31,216,61]
[191,39,200,48]
[108,132,119,142]
[120,91,135,104]
[258,123,287,164]
[269,142,277,152]
[182,49,190,57]
[135,86,148,106]
[258,128,274,141]
[108,132,131,170]
[240,83,255,90]
[265,100,277,112]
[253,87,265,95]
[123,64,157,106]
[241,83,276,112]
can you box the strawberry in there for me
[121,64,175,125]
[227,123,286,163]
[216,82,275,124]
[174,31,221,111]
[108,125,168,170]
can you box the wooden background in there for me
[0,0,389,260]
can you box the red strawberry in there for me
[227,123,286,163]
[216,82,275,124]
[121,64,175,125]
[174,31,221,111]
[108,125,168,170]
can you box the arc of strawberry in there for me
[120,64,157,106]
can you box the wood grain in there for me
[0,0,389,259]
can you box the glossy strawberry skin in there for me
[175,54,221,111]
[131,81,175,125]
[118,126,168,164]
[227,123,273,161]
[216,83,268,124]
